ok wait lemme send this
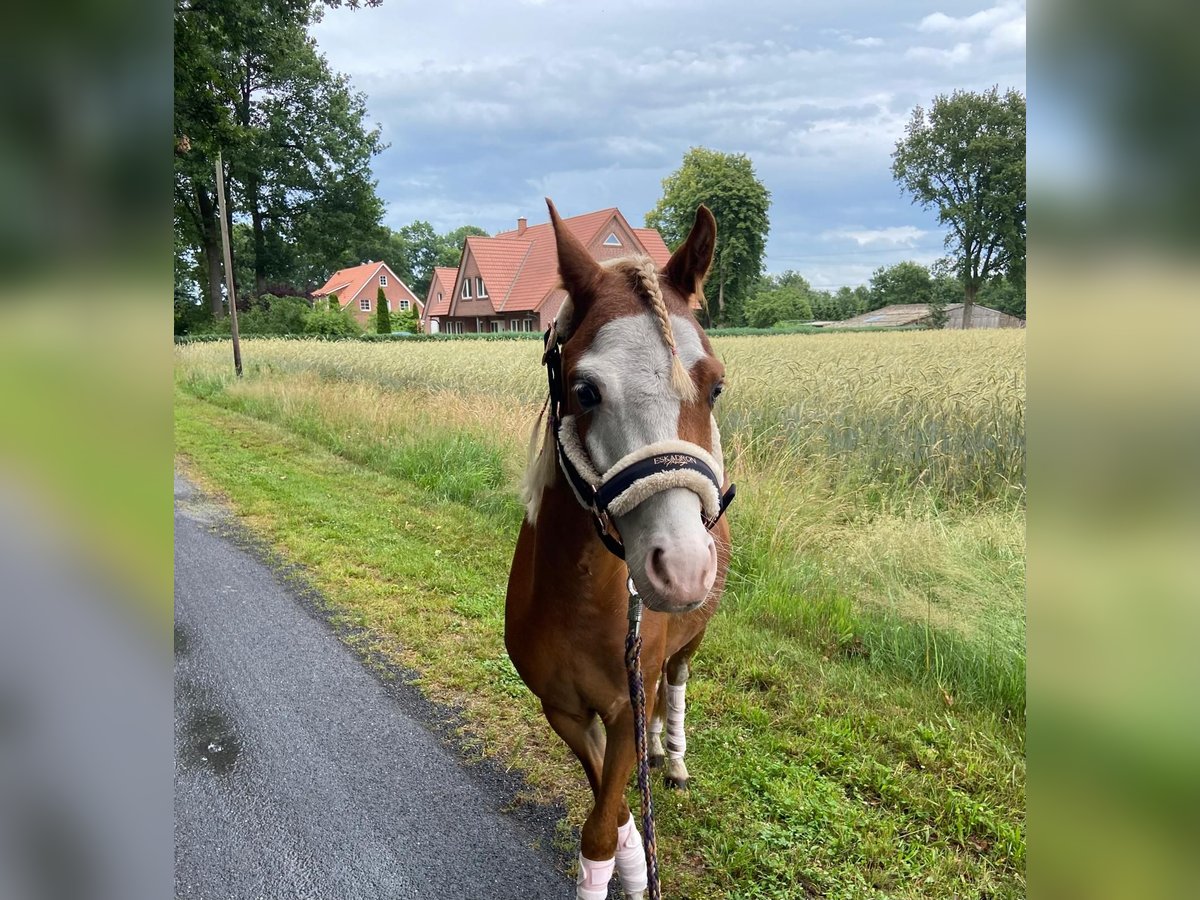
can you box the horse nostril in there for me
[648,546,671,589]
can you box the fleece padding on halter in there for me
[557,417,725,522]
[597,439,723,521]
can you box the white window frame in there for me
[379,274,388,286]
[476,276,488,298]
[436,292,442,303]
[359,297,371,311]
[509,318,534,333]
[491,320,503,333]
[603,232,622,247]
[461,279,472,299]
[400,299,410,311]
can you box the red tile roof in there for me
[425,267,458,317]
[465,237,533,312]
[633,228,672,269]
[431,208,687,322]
[485,208,679,315]
[313,260,418,309]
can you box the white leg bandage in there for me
[614,814,648,898]
[666,682,687,760]
[576,853,615,900]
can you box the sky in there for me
[310,0,1025,290]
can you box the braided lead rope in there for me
[626,580,662,900]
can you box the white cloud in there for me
[918,2,1023,36]
[986,14,1026,53]
[823,226,928,247]
[905,42,973,66]
[915,2,1024,59]
[307,0,1024,276]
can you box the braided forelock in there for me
[603,256,698,403]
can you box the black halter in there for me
[542,327,736,560]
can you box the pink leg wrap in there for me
[615,814,648,896]
[576,853,615,900]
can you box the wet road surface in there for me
[174,473,572,899]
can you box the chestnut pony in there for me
[506,201,732,900]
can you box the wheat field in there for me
[178,330,1024,502]
[177,329,1026,710]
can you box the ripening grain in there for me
[178,330,1025,506]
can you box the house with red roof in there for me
[422,266,458,333]
[312,260,423,329]
[425,207,680,335]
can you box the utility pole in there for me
[214,151,243,377]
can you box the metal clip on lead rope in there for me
[627,577,643,635]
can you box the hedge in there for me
[174,323,924,345]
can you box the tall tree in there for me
[374,286,391,333]
[744,271,813,328]
[646,148,771,326]
[892,87,1026,328]
[868,261,934,310]
[173,0,384,315]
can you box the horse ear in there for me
[547,198,602,307]
[663,205,717,297]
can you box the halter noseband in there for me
[542,325,736,560]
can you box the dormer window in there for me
[476,277,487,298]
[380,274,388,286]
[461,279,472,299]
[437,292,443,303]
[603,232,622,247]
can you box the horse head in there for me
[540,199,728,614]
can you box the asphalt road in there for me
[174,473,573,899]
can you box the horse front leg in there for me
[577,707,647,900]
[662,655,692,790]
[647,673,667,769]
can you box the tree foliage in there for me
[174,0,386,314]
[868,261,934,310]
[374,286,391,333]
[646,147,770,326]
[744,271,813,328]
[392,308,419,334]
[303,304,363,337]
[359,221,488,297]
[892,87,1026,327]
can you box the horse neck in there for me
[532,473,628,604]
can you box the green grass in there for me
[178,362,1025,718]
[175,383,1025,899]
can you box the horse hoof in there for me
[624,892,646,900]
[664,775,690,791]
[648,754,665,770]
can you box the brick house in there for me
[425,207,680,335]
[422,266,458,334]
[312,261,423,328]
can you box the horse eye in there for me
[574,381,602,410]
[709,382,724,406]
